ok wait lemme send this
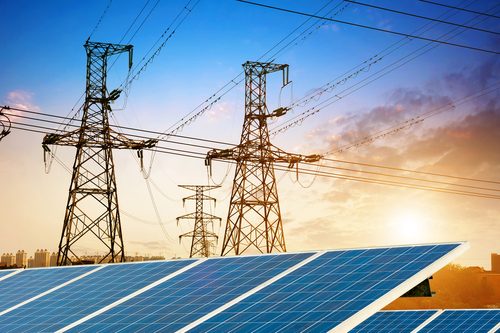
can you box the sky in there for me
[0,0,499,268]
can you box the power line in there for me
[7,106,500,188]
[420,0,500,19]
[121,0,160,44]
[236,0,500,55]
[323,157,500,185]
[2,106,234,146]
[158,1,348,139]
[346,0,499,35]
[10,124,500,200]
[88,0,113,39]
[10,120,500,194]
[323,83,500,155]
[270,4,500,137]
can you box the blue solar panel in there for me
[190,243,461,333]
[70,253,312,332]
[0,270,17,279]
[351,310,439,332]
[0,266,95,313]
[0,260,195,332]
[420,309,500,333]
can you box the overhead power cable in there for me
[158,1,348,139]
[322,157,500,185]
[8,116,500,190]
[1,106,233,147]
[419,0,500,19]
[88,0,113,39]
[6,103,500,187]
[323,83,500,155]
[10,123,500,199]
[236,0,500,54]
[345,0,499,35]
[270,7,499,137]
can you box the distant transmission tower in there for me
[176,185,221,258]
[42,41,157,265]
[205,61,321,256]
[0,106,11,141]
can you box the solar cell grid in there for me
[0,266,95,313]
[350,310,439,332]
[0,260,195,332]
[0,270,17,280]
[190,243,461,333]
[420,309,500,333]
[69,252,312,333]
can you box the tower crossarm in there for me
[42,127,157,150]
[176,212,221,223]
[205,143,322,168]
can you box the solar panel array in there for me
[189,244,460,333]
[0,265,95,313]
[0,242,468,332]
[421,310,500,333]
[356,309,500,333]
[0,260,194,332]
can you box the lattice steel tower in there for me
[205,61,321,256]
[42,41,156,265]
[177,185,221,258]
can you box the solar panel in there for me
[186,243,464,333]
[419,309,500,333]
[0,266,96,313]
[66,252,313,332]
[0,260,195,332]
[0,270,18,281]
[350,310,439,332]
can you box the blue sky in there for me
[0,0,499,267]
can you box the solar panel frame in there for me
[0,269,21,282]
[350,310,440,332]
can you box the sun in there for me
[390,210,426,243]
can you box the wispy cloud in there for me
[5,90,40,111]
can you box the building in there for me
[34,249,50,268]
[27,257,34,268]
[16,250,27,268]
[491,253,500,273]
[50,252,58,266]
[1,253,15,266]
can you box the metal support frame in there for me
[42,41,157,265]
[0,106,11,141]
[177,185,221,258]
[205,61,321,256]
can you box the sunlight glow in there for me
[390,210,426,243]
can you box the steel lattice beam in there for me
[177,185,221,258]
[205,61,321,256]
[42,41,157,265]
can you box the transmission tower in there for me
[42,41,157,265]
[176,185,221,258]
[205,61,321,256]
[0,106,11,141]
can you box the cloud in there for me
[5,90,40,111]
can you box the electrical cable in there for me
[236,0,500,54]
[11,123,500,199]
[345,0,499,35]
[419,0,500,19]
